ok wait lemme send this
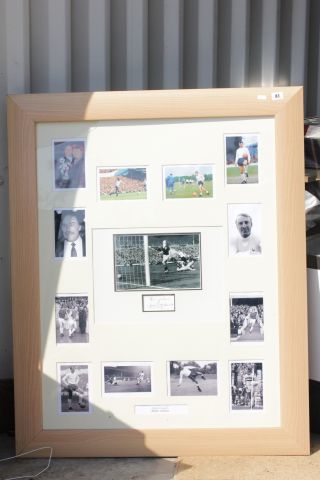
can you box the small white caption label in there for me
[272,92,284,101]
[135,405,188,415]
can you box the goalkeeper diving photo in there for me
[113,232,202,291]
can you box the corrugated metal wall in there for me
[0,0,319,378]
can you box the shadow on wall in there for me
[8,95,194,473]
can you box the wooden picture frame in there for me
[7,87,309,456]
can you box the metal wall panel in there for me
[30,0,71,92]
[0,0,319,378]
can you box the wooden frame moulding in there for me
[7,87,309,456]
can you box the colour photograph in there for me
[54,139,86,189]
[225,134,259,184]
[231,362,263,410]
[163,164,213,199]
[98,167,147,201]
[230,293,264,342]
[114,233,201,291]
[168,361,218,396]
[103,363,152,395]
[55,295,89,344]
[59,364,90,413]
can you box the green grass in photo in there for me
[166,181,213,199]
[226,164,259,184]
[100,191,147,201]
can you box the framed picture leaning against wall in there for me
[7,87,309,457]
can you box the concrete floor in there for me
[0,434,177,480]
[175,435,320,480]
[1,434,320,480]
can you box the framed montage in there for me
[8,87,309,456]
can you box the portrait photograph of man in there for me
[228,204,262,256]
[54,209,86,259]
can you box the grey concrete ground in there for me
[0,434,177,480]
[3,433,320,480]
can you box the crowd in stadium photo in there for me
[230,297,264,342]
[98,167,147,200]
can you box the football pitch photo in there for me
[169,373,218,396]
[116,261,201,291]
[166,181,213,199]
[104,378,151,394]
[231,324,264,342]
[114,232,202,291]
[98,166,147,201]
[226,164,258,184]
[100,190,147,201]
[103,363,152,394]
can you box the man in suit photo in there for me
[55,209,86,258]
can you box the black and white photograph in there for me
[168,361,218,396]
[228,204,262,256]
[102,362,153,395]
[55,295,89,344]
[163,164,213,199]
[114,233,201,291]
[97,166,147,201]
[230,294,264,342]
[54,209,86,259]
[231,362,263,410]
[54,139,86,189]
[58,364,90,413]
[225,134,259,185]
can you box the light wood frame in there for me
[7,87,309,456]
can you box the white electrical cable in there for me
[0,446,53,480]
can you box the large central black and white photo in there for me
[113,233,202,291]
